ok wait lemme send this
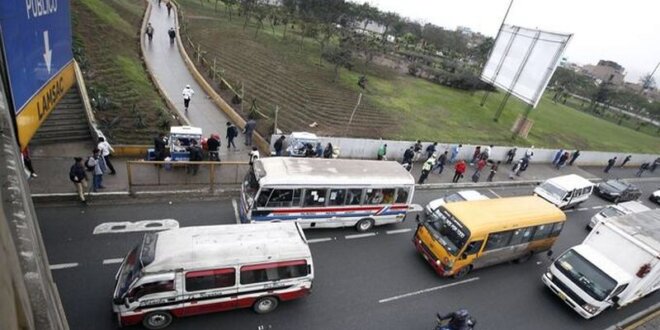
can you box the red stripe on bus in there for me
[269,204,409,214]
[241,260,307,271]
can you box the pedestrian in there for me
[418,156,435,184]
[520,157,529,174]
[433,151,448,175]
[505,147,517,165]
[620,155,632,168]
[243,118,257,146]
[182,84,195,112]
[168,27,176,44]
[450,144,462,163]
[273,135,285,156]
[487,161,500,182]
[475,158,487,174]
[87,149,106,192]
[636,162,650,177]
[604,157,617,173]
[158,0,162,7]
[568,150,580,166]
[207,134,221,161]
[556,152,569,169]
[97,137,116,175]
[248,146,260,166]
[166,0,173,16]
[413,140,423,161]
[377,143,387,160]
[482,144,493,161]
[524,146,534,161]
[145,22,154,42]
[552,149,564,166]
[425,142,437,160]
[470,146,481,165]
[186,140,203,175]
[21,147,37,178]
[452,160,467,183]
[69,157,88,204]
[154,132,168,161]
[315,142,323,157]
[323,143,334,158]
[652,157,660,172]
[225,122,238,151]
[402,146,415,165]
[509,159,523,179]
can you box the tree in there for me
[640,73,657,92]
[240,0,256,30]
[378,11,400,44]
[252,1,268,38]
[221,0,238,20]
[323,46,353,82]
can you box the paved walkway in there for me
[143,1,247,160]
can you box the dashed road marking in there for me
[307,237,333,244]
[50,263,79,270]
[379,277,480,303]
[345,232,377,240]
[488,189,502,198]
[386,228,412,235]
[103,258,124,265]
[232,199,240,224]
[93,219,179,234]
[577,208,589,211]
[592,205,605,209]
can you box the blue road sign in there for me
[0,0,74,114]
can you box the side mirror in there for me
[611,296,620,304]
[415,214,421,223]
[124,297,131,308]
[461,253,468,260]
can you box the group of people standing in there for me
[68,137,117,204]
[604,155,659,177]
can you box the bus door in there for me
[454,239,484,271]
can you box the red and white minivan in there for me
[112,223,314,329]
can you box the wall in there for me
[270,134,659,166]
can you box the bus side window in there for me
[508,227,534,246]
[365,189,384,204]
[563,190,573,202]
[303,189,327,207]
[395,188,409,203]
[484,231,513,251]
[266,189,295,207]
[382,189,395,204]
[531,224,553,241]
[583,187,592,195]
[464,240,483,255]
[186,268,236,292]
[328,189,346,206]
[549,222,564,237]
[345,189,363,205]
[256,189,273,207]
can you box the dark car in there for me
[595,179,642,203]
[650,190,660,205]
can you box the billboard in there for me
[0,0,75,148]
[481,24,571,108]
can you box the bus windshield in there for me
[243,171,260,207]
[555,249,617,301]
[425,208,470,256]
[114,246,142,300]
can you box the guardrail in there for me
[126,160,250,194]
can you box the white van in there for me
[534,174,594,209]
[587,201,651,229]
[112,223,313,329]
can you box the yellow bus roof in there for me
[443,196,566,234]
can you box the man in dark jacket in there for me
[402,146,415,165]
[187,140,203,175]
[207,134,221,161]
[69,157,88,204]
[274,135,286,156]
[604,157,617,173]
[154,133,168,161]
[226,122,238,151]
[433,151,448,174]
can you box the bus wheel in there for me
[253,296,279,314]
[356,218,374,232]
[515,251,534,264]
[142,311,173,330]
[453,265,472,279]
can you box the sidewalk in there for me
[143,1,247,160]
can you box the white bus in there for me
[240,158,416,232]
[112,223,313,329]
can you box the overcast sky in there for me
[353,0,660,83]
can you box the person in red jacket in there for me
[453,160,467,183]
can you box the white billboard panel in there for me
[481,24,572,107]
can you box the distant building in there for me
[582,60,626,85]
[457,26,473,36]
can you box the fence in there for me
[126,160,250,193]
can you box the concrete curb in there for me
[604,302,660,330]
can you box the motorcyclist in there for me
[436,309,476,330]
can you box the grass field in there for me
[72,0,178,144]
[177,0,659,153]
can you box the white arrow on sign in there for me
[43,30,52,74]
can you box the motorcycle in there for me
[434,310,476,330]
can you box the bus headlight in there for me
[545,271,553,280]
[582,303,599,314]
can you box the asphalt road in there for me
[37,181,660,330]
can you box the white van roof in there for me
[289,132,318,140]
[616,201,651,214]
[170,126,202,136]
[143,223,311,273]
[544,174,593,190]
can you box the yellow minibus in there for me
[413,196,566,278]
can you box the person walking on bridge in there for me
[226,122,238,151]
[166,1,173,16]
[168,27,176,44]
[145,23,154,42]
[182,84,195,112]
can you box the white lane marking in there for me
[232,198,240,224]
[307,237,333,244]
[564,209,574,213]
[386,228,412,235]
[50,263,79,270]
[93,219,179,234]
[488,189,502,198]
[379,277,480,303]
[592,205,605,209]
[345,232,377,240]
[408,204,424,212]
[577,208,589,211]
[103,258,124,265]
